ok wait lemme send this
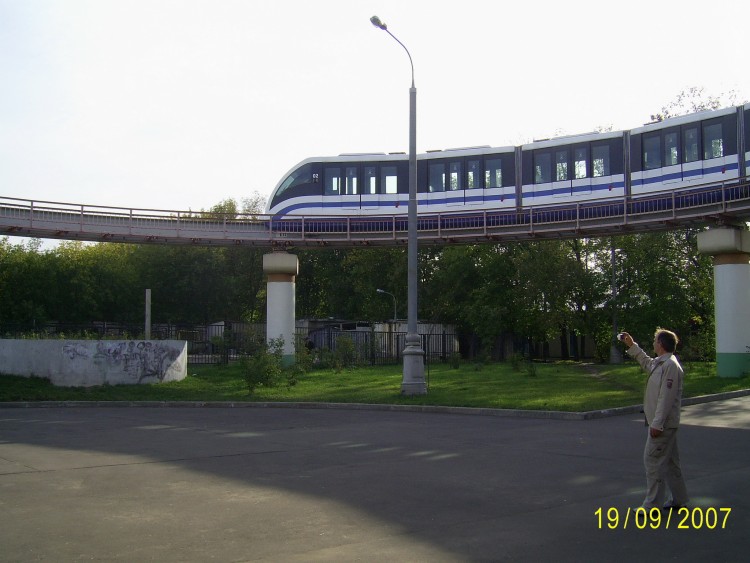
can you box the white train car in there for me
[519,131,625,207]
[629,107,740,197]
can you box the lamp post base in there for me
[401,333,427,396]
[609,344,623,364]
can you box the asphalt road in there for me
[1,397,748,562]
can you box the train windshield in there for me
[277,164,313,197]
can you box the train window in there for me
[664,132,679,166]
[449,161,462,190]
[345,167,358,195]
[381,166,398,194]
[277,164,313,196]
[534,152,552,184]
[683,127,699,163]
[429,162,446,192]
[324,167,341,195]
[574,147,588,179]
[467,160,481,189]
[592,144,610,177]
[643,134,661,170]
[703,122,723,159]
[555,150,569,181]
[485,159,502,188]
[365,166,377,194]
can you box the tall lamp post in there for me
[609,239,623,364]
[370,15,426,395]
[376,288,397,322]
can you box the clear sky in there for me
[1,0,749,214]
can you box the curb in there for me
[2,388,749,420]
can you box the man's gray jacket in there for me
[627,344,683,431]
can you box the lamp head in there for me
[376,288,385,294]
[370,15,387,30]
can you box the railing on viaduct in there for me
[2,179,750,248]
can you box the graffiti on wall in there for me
[62,341,184,383]
[63,343,89,360]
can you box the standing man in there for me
[619,329,689,510]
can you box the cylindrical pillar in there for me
[697,228,750,378]
[144,289,151,340]
[263,252,299,366]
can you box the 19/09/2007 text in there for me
[594,507,731,530]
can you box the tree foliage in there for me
[650,86,742,122]
[0,227,716,361]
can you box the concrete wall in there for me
[0,339,187,387]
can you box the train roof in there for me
[629,105,738,134]
[523,129,623,150]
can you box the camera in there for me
[617,333,626,341]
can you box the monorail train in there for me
[266,104,750,217]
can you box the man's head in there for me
[653,328,679,355]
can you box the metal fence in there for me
[0,321,458,366]
[304,327,458,366]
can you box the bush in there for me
[333,335,357,372]
[294,335,314,375]
[243,337,300,395]
[449,352,461,369]
[510,352,525,372]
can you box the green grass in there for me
[2,360,748,412]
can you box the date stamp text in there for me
[594,507,732,530]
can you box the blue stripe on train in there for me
[273,193,517,218]
[631,162,738,188]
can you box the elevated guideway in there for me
[2,178,750,248]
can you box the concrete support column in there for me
[697,228,750,378]
[263,252,299,366]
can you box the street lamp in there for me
[609,239,623,364]
[370,15,426,395]
[376,288,397,322]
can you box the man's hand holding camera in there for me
[617,332,634,348]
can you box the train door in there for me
[591,142,620,196]
[640,132,663,191]
[662,127,681,185]
[552,148,572,198]
[361,165,380,210]
[701,118,734,182]
[380,164,400,211]
[484,156,509,206]
[533,151,553,201]
[426,161,446,207]
[465,158,484,206]
[446,160,463,207]
[679,125,702,183]
[341,165,361,211]
[322,166,343,213]
[323,166,360,213]
[571,145,592,196]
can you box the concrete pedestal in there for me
[263,252,299,366]
[401,333,427,395]
[697,228,750,378]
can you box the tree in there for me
[605,230,714,359]
[650,86,740,122]
[0,238,53,326]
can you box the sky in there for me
[1,0,749,216]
